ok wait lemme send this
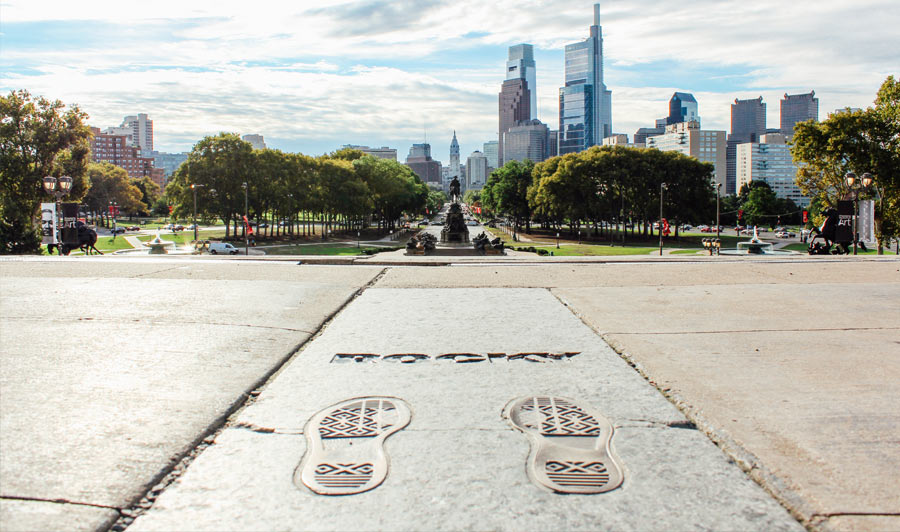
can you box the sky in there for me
[2,0,898,164]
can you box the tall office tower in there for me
[780,91,818,138]
[667,92,700,126]
[466,151,489,190]
[646,121,726,192]
[242,134,266,150]
[483,141,499,169]
[121,113,153,151]
[726,97,766,195]
[548,130,558,157]
[559,3,612,155]
[499,78,530,167]
[449,131,461,178]
[736,133,809,207]
[633,127,664,146]
[405,143,442,184]
[502,119,550,164]
[506,44,537,121]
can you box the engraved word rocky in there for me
[331,351,581,364]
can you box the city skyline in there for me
[2,0,897,164]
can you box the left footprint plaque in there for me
[295,396,411,495]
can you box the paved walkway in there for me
[1,257,897,532]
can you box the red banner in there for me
[243,215,253,235]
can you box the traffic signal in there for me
[802,210,808,223]
[738,209,743,220]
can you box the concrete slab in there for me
[0,261,380,530]
[377,261,900,288]
[0,499,118,532]
[130,288,801,531]
[556,280,900,526]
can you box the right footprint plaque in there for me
[504,396,624,494]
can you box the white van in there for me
[208,242,239,255]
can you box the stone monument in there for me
[441,181,469,243]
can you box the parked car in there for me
[207,242,239,255]
[466,220,478,226]
[111,227,126,234]
[680,224,693,231]
[775,231,796,238]
[127,225,140,231]
[255,223,269,229]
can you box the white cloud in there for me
[3,0,898,159]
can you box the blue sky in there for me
[2,0,898,163]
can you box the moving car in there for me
[127,226,140,231]
[775,231,796,238]
[111,227,126,234]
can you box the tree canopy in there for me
[791,76,900,252]
[1,90,92,253]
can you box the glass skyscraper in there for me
[559,4,612,155]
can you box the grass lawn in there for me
[261,244,392,256]
[513,244,657,256]
[136,233,197,246]
[670,249,705,255]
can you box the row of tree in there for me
[478,146,719,239]
[165,134,444,239]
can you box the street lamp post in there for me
[659,182,667,256]
[191,184,204,243]
[242,182,249,256]
[556,232,560,249]
[42,176,73,252]
[357,231,360,248]
[715,182,722,241]
[845,172,874,256]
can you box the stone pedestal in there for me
[440,203,469,243]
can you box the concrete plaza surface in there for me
[1,256,898,531]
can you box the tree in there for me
[426,190,447,215]
[483,159,535,233]
[0,90,92,253]
[82,163,144,221]
[792,76,900,252]
[133,177,161,216]
[167,133,255,238]
[740,181,779,227]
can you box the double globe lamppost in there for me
[845,171,874,256]
[42,176,73,242]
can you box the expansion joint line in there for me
[0,494,119,511]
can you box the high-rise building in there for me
[90,127,163,184]
[483,141,499,169]
[780,91,818,138]
[633,127,664,147]
[736,133,809,207]
[499,78,531,166]
[449,131,461,178]
[340,145,398,160]
[143,151,189,180]
[502,120,550,164]
[121,114,153,151]
[646,121,726,192]
[559,3,612,155]
[548,130,558,157]
[667,92,700,126]
[242,134,266,150]
[465,151,489,190]
[506,44,536,121]
[405,143,442,184]
[602,134,630,146]
[726,97,766,195]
